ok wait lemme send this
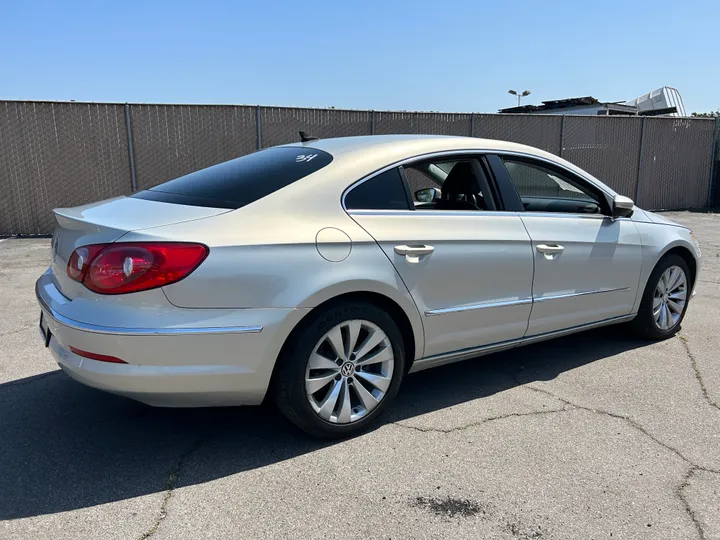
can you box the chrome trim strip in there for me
[346,209,627,220]
[423,288,629,317]
[425,297,533,316]
[534,287,630,303]
[522,212,630,222]
[409,314,634,373]
[347,209,518,218]
[36,282,263,336]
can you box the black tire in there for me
[630,253,692,340]
[272,301,406,438]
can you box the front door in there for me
[498,156,643,336]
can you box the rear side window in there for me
[133,147,333,209]
[345,168,411,210]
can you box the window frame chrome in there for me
[341,148,618,217]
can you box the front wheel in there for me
[630,254,691,340]
[272,302,406,438]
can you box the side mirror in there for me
[415,187,440,203]
[612,194,634,218]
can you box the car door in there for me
[494,155,643,337]
[345,155,535,358]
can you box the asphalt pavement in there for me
[1,211,719,540]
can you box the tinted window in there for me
[132,147,333,209]
[503,159,595,201]
[404,159,493,211]
[403,166,443,195]
[345,168,410,210]
[502,158,604,214]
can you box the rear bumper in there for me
[36,272,307,406]
[42,332,262,406]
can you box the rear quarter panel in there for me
[119,200,426,360]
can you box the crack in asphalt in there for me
[678,335,720,412]
[676,467,708,540]
[393,406,572,434]
[395,367,720,539]
[138,436,206,540]
[520,384,720,474]
[394,376,720,475]
[519,383,720,540]
[674,335,720,537]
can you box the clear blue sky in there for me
[1,0,718,113]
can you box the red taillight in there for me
[67,242,208,295]
[69,346,127,364]
[67,244,106,282]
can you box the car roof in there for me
[279,134,617,198]
[281,134,544,158]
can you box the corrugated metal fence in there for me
[1,100,718,235]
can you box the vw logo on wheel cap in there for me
[340,362,355,377]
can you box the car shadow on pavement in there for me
[0,326,649,520]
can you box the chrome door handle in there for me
[394,245,435,256]
[536,244,564,254]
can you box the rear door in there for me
[493,155,643,336]
[345,154,534,358]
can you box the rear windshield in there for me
[132,147,333,209]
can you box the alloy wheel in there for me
[305,319,394,424]
[653,265,687,331]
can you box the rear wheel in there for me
[630,254,691,340]
[273,302,405,438]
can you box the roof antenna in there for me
[299,130,319,142]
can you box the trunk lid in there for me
[50,196,228,298]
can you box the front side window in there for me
[344,168,410,210]
[502,158,605,214]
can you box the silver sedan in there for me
[36,135,700,437]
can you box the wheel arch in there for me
[633,242,698,315]
[298,279,423,358]
[629,242,697,340]
[270,288,423,393]
[660,245,697,290]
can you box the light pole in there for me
[508,89,531,107]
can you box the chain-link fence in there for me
[637,117,717,210]
[374,112,473,136]
[1,100,718,235]
[130,104,258,191]
[562,116,644,200]
[261,107,372,148]
[0,101,130,235]
[474,114,563,155]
